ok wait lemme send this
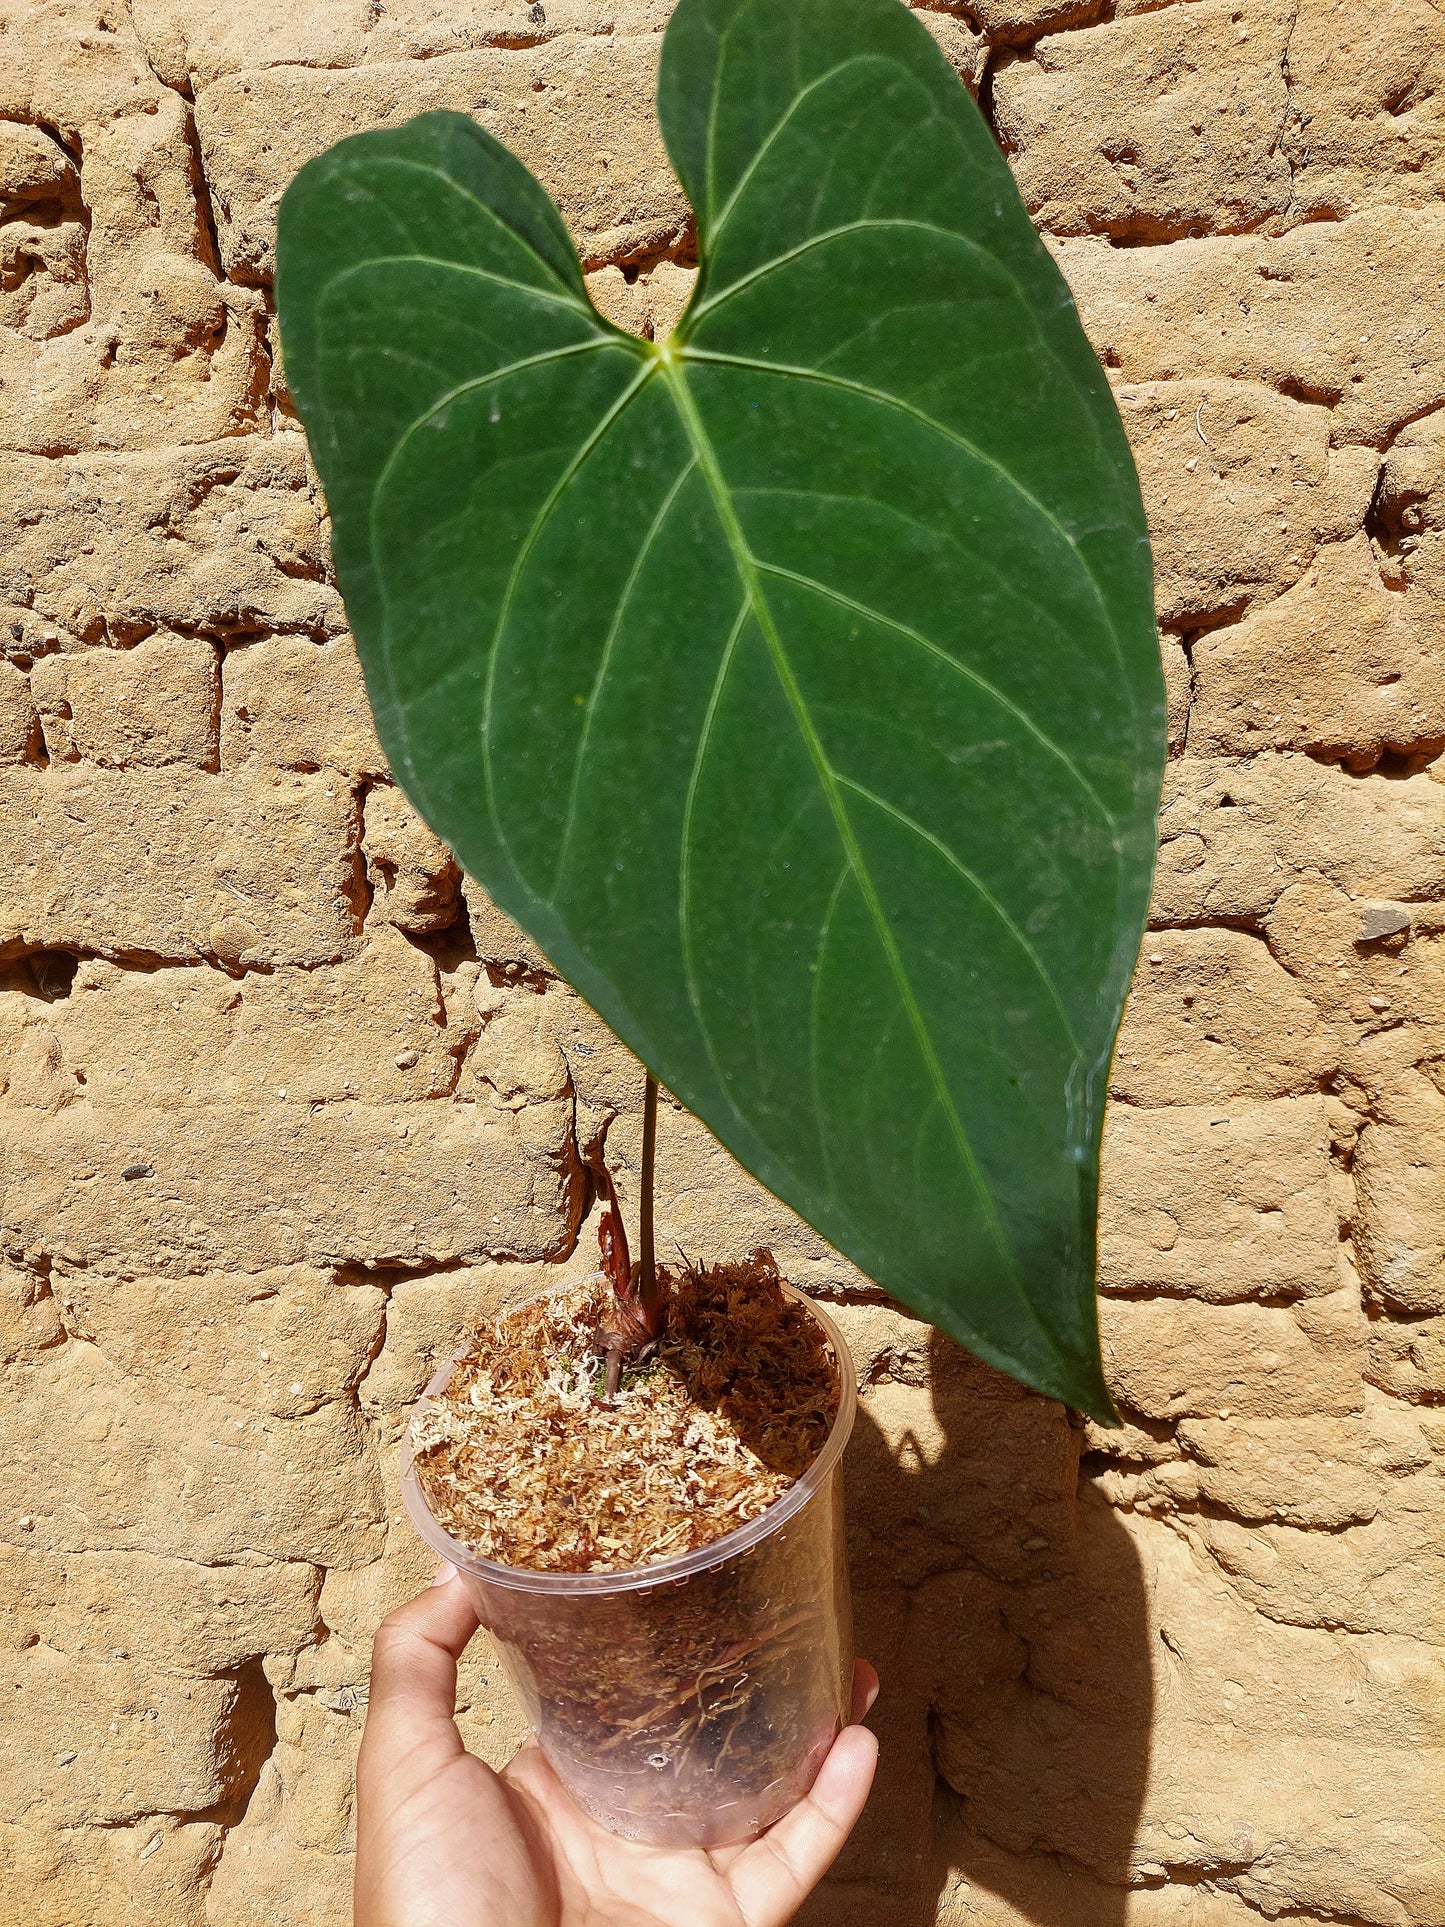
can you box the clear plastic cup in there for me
[400,1282,857,1848]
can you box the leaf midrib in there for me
[657,351,1022,1289]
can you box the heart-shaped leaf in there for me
[276,0,1165,1420]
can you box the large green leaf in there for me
[276,0,1164,1421]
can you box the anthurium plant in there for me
[276,0,1165,1424]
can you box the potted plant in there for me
[275,0,1165,1847]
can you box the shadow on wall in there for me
[804,1329,1152,1927]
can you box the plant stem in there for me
[593,1073,665,1393]
[638,1071,660,1330]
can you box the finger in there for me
[711,1667,880,1879]
[361,1567,481,1756]
[726,1724,878,1927]
[849,1658,880,1724]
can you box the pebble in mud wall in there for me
[1,1,1443,1922]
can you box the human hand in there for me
[354,1565,879,1927]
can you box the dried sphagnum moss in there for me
[411,1255,839,1572]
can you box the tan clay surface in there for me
[1,1,1442,1922]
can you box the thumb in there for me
[354,1572,517,1927]
[362,1565,481,1757]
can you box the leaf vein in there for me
[682,344,1122,663]
[706,57,866,248]
[369,337,618,552]
[338,154,582,301]
[750,556,1113,831]
[686,216,988,324]
[552,453,700,893]
[807,865,854,1201]
[678,595,753,1114]
[833,772,1080,1051]
[480,359,658,872]
[325,248,590,317]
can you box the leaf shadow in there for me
[801,1327,1152,1927]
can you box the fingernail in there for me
[864,1679,880,1715]
[431,1561,458,1587]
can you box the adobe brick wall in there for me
[1,3,1442,1923]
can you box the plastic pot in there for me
[400,1282,857,1849]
